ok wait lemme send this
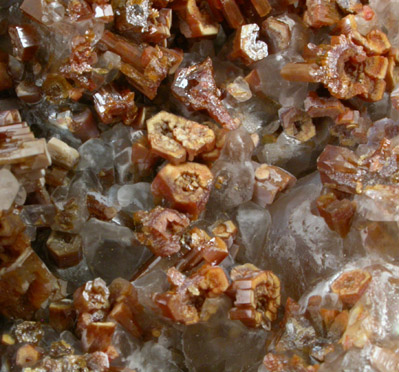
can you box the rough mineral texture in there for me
[1,1,399,372]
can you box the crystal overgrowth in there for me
[2,0,399,371]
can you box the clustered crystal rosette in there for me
[1,0,399,371]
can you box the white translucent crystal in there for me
[101,123,136,154]
[0,168,20,211]
[112,322,182,372]
[53,257,94,294]
[116,183,154,213]
[114,147,133,184]
[255,52,309,108]
[133,269,169,310]
[226,76,252,102]
[80,218,148,283]
[263,173,351,299]
[223,96,278,134]
[183,297,267,372]
[256,123,330,177]
[360,221,399,261]
[47,137,80,170]
[77,138,114,174]
[96,51,121,71]
[126,340,182,372]
[41,0,65,24]
[210,160,255,212]
[355,187,399,222]
[236,201,271,265]
[20,204,56,227]
[220,127,255,162]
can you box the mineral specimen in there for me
[2,1,399,371]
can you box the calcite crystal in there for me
[2,1,399,371]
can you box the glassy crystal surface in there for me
[80,218,149,283]
[2,1,399,371]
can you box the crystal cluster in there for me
[1,0,399,372]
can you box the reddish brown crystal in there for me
[262,16,292,52]
[178,227,228,271]
[317,145,363,194]
[147,111,215,164]
[386,50,399,91]
[49,300,76,333]
[14,321,43,344]
[15,81,42,104]
[53,198,84,233]
[74,278,111,336]
[171,58,239,130]
[253,164,296,207]
[69,33,98,75]
[304,92,346,119]
[67,0,93,21]
[70,108,100,142]
[0,63,13,91]
[316,193,356,238]
[280,107,316,142]
[230,24,268,66]
[228,264,281,329]
[317,35,368,99]
[133,206,190,257]
[82,322,116,352]
[250,0,271,17]
[351,29,391,56]
[47,231,83,268]
[304,0,341,28]
[332,108,370,146]
[364,56,389,80]
[142,8,173,44]
[280,62,319,83]
[131,135,159,175]
[328,309,349,340]
[93,85,137,125]
[0,221,64,319]
[108,302,142,338]
[211,220,237,248]
[86,192,118,221]
[108,279,142,338]
[331,269,371,306]
[15,344,42,367]
[208,0,244,29]
[74,278,110,314]
[151,162,213,218]
[282,33,389,102]
[42,74,74,104]
[200,124,228,164]
[172,0,219,38]
[8,25,39,62]
[100,30,183,100]
[155,264,229,325]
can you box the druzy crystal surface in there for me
[1,1,399,371]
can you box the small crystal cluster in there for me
[1,0,399,371]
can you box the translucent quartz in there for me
[81,218,149,283]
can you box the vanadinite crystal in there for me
[2,0,399,371]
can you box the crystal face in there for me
[2,1,399,371]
